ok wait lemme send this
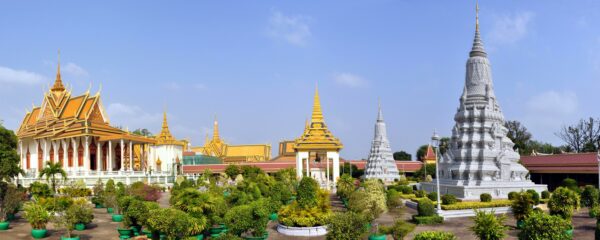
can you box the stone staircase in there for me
[329,193,346,212]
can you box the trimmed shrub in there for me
[518,211,571,240]
[412,215,443,225]
[387,190,403,208]
[526,189,540,205]
[541,190,550,199]
[511,191,534,221]
[581,185,599,207]
[398,185,413,194]
[297,177,318,208]
[146,208,206,239]
[469,210,508,240]
[414,231,457,240]
[415,190,427,198]
[508,191,518,200]
[379,220,415,240]
[348,179,387,221]
[589,205,600,218]
[224,199,270,237]
[427,192,438,202]
[326,211,368,240]
[560,178,579,193]
[441,194,457,205]
[480,193,492,203]
[417,198,436,217]
[441,200,512,210]
[548,187,580,220]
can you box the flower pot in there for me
[61,235,80,240]
[107,207,114,214]
[7,213,16,221]
[269,213,278,221]
[74,223,86,231]
[117,227,133,237]
[95,204,103,209]
[112,214,124,222]
[196,234,205,240]
[517,219,525,229]
[209,224,226,234]
[31,229,48,239]
[368,234,387,240]
[142,229,152,238]
[243,232,269,240]
[223,191,230,197]
[0,221,9,230]
[565,228,573,237]
[131,225,142,236]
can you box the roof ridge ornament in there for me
[51,49,66,92]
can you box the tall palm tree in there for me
[38,162,67,194]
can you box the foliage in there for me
[212,233,244,240]
[224,199,269,237]
[225,164,240,179]
[116,182,126,197]
[117,195,138,217]
[269,181,292,206]
[336,174,355,200]
[123,198,157,227]
[441,194,457,205]
[415,164,436,180]
[53,199,93,238]
[326,211,367,240]
[0,184,25,220]
[556,117,600,153]
[511,191,534,221]
[413,231,457,240]
[508,192,518,200]
[30,181,53,199]
[240,165,264,179]
[504,120,532,155]
[131,128,153,137]
[581,185,599,207]
[379,219,415,240]
[297,177,318,208]
[412,215,443,225]
[541,190,550,199]
[560,178,579,193]
[393,151,412,161]
[417,198,436,217]
[469,210,508,240]
[23,201,50,229]
[105,179,116,194]
[91,180,104,205]
[427,192,438,202]
[548,187,580,220]
[278,201,331,227]
[61,183,92,198]
[340,162,364,179]
[171,187,225,226]
[387,189,403,208]
[0,124,22,181]
[440,200,512,210]
[526,189,540,205]
[415,190,427,198]
[40,195,74,213]
[38,161,67,193]
[480,193,492,203]
[518,211,571,240]
[128,181,162,201]
[348,179,387,221]
[590,205,600,218]
[416,145,429,161]
[596,221,600,240]
[146,208,206,240]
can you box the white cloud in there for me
[489,11,534,44]
[267,10,312,46]
[333,72,367,88]
[63,62,89,77]
[0,66,46,85]
[106,103,161,130]
[526,90,578,116]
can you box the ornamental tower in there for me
[421,3,546,199]
[364,104,400,182]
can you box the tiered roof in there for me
[293,87,343,151]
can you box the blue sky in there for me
[1,1,599,159]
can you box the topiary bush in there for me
[511,191,534,221]
[412,215,443,225]
[518,211,571,240]
[224,199,269,237]
[480,193,492,203]
[508,191,518,200]
[414,231,457,240]
[427,192,438,202]
[548,187,580,220]
[23,201,50,229]
[387,189,403,208]
[146,208,206,239]
[526,189,540,205]
[581,185,599,207]
[560,178,579,193]
[417,198,435,217]
[469,210,508,240]
[541,190,550,199]
[297,177,318,208]
[441,194,457,205]
[398,185,413,194]
[29,182,52,199]
[326,211,368,240]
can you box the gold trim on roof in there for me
[293,86,343,151]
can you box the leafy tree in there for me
[505,120,533,155]
[340,162,363,178]
[416,145,428,161]
[393,151,412,161]
[38,162,67,194]
[470,210,508,240]
[511,191,534,221]
[556,117,600,153]
[224,199,269,237]
[146,208,206,239]
[297,177,318,208]
[225,164,240,179]
[240,165,263,179]
[335,174,355,200]
[348,179,387,221]
[0,124,22,181]
[548,187,580,220]
[132,128,153,137]
[415,164,436,180]
[326,211,368,240]
[518,211,571,240]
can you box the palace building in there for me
[16,59,184,187]
[191,118,271,163]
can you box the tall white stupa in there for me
[364,104,400,182]
[421,4,546,199]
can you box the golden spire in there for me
[213,115,220,141]
[156,111,174,142]
[311,85,324,123]
[204,133,210,145]
[51,49,66,92]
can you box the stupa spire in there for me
[470,2,487,58]
[51,49,66,92]
[311,85,324,123]
[213,116,220,141]
[377,100,384,122]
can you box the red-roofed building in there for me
[521,152,600,190]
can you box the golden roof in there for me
[155,112,185,146]
[293,87,343,151]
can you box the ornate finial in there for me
[311,85,324,123]
[51,49,66,92]
[377,100,384,122]
[469,0,487,58]
[476,0,479,32]
[213,115,220,141]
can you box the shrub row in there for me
[414,231,457,240]
[440,200,512,210]
[412,215,444,225]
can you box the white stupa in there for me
[364,104,401,182]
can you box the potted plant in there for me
[548,187,580,236]
[92,179,105,208]
[23,202,50,239]
[53,200,91,240]
[71,200,93,231]
[104,179,116,213]
[511,191,534,229]
[147,208,206,240]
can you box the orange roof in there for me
[77,97,96,119]
[424,144,436,160]
[61,96,85,118]
[26,108,40,125]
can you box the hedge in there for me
[440,200,512,210]
[412,215,444,225]
[398,194,416,199]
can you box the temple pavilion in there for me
[16,58,185,187]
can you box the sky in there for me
[1,1,599,160]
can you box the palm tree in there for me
[38,162,67,194]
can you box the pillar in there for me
[62,140,68,171]
[129,141,133,171]
[97,141,102,172]
[326,156,330,189]
[72,138,79,171]
[19,140,23,173]
[42,139,49,167]
[108,141,113,171]
[295,151,308,179]
[327,151,340,184]
[120,139,124,171]
[84,136,90,174]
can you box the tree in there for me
[393,151,412,161]
[505,120,533,155]
[348,179,387,222]
[556,117,600,153]
[225,165,240,179]
[416,145,428,161]
[0,124,22,181]
[132,128,153,137]
[415,164,436,180]
[38,162,67,194]
[439,137,450,155]
[340,162,363,178]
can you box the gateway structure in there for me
[421,6,546,199]
[16,58,184,187]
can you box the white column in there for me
[120,139,124,171]
[97,142,102,172]
[328,151,340,184]
[84,136,90,174]
[129,141,133,171]
[108,141,113,171]
[61,140,67,170]
[326,156,330,190]
[72,138,79,171]
[19,141,23,172]
[42,139,49,167]
[296,151,307,179]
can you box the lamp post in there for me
[431,131,442,213]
